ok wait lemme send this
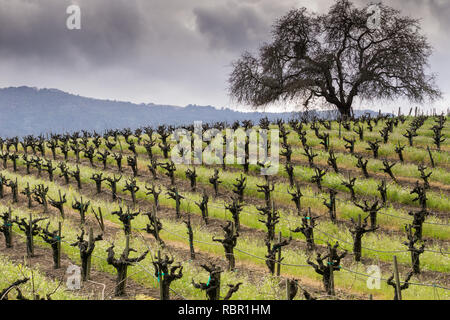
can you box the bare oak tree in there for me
[229,0,440,117]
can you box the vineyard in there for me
[0,113,449,300]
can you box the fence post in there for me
[338,120,341,139]
[85,227,94,280]
[286,278,291,300]
[124,234,130,257]
[328,245,335,296]
[230,221,236,271]
[157,250,165,300]
[153,204,160,245]
[216,272,221,300]
[56,221,61,269]
[28,211,33,257]
[276,232,282,277]
[426,146,435,168]
[6,207,12,248]
[58,189,65,219]
[393,255,402,300]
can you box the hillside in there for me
[0,86,380,137]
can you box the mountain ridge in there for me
[0,86,379,137]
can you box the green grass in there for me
[3,159,449,268]
[1,166,449,300]
[0,252,85,300]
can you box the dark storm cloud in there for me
[0,0,448,112]
[0,0,144,67]
[194,1,273,52]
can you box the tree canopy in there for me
[228,0,441,117]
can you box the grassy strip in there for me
[30,140,448,231]
[3,188,448,300]
[0,202,327,300]
[4,159,449,268]
[2,166,449,279]
[0,252,84,300]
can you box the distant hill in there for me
[0,86,380,137]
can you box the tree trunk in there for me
[225,248,235,271]
[353,236,362,262]
[412,252,420,274]
[161,279,171,300]
[115,265,128,296]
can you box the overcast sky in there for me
[0,0,449,114]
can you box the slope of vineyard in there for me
[0,114,448,300]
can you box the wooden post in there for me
[157,250,164,300]
[175,188,180,218]
[186,214,195,260]
[329,262,335,295]
[338,120,341,139]
[276,232,282,277]
[286,278,291,300]
[55,222,61,269]
[272,199,278,222]
[332,192,336,220]
[58,190,65,219]
[28,211,33,257]
[328,246,335,296]
[85,227,94,280]
[6,207,12,248]
[98,207,104,233]
[393,255,402,300]
[124,234,130,257]
[215,272,221,300]
[427,146,435,168]
[26,182,32,208]
[153,204,160,245]
[230,221,236,271]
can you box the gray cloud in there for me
[0,0,145,67]
[0,0,448,113]
[193,0,288,52]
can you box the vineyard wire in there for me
[3,176,450,293]
[5,174,449,256]
[30,149,450,227]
